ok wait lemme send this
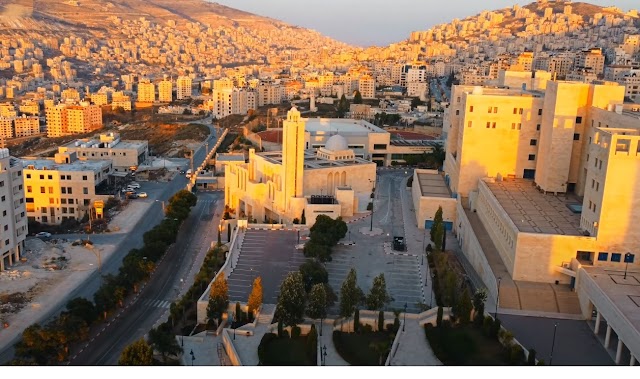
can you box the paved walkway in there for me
[318,320,349,366]
[389,318,441,366]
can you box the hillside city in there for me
[0,0,639,368]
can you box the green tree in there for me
[378,310,385,332]
[337,94,349,117]
[306,283,327,320]
[457,288,473,324]
[369,340,391,365]
[275,272,307,327]
[301,209,306,224]
[339,268,364,320]
[353,90,363,104]
[430,206,444,251]
[118,338,154,365]
[366,273,392,310]
[65,297,98,326]
[410,97,424,110]
[436,306,444,327]
[306,324,318,362]
[473,288,488,326]
[527,348,537,365]
[148,326,182,363]
[207,275,229,325]
[299,259,329,292]
[247,276,263,315]
[353,308,361,332]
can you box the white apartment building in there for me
[23,151,112,225]
[0,149,27,271]
[176,76,192,100]
[210,88,256,119]
[158,79,172,102]
[137,80,155,102]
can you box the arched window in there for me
[341,171,347,186]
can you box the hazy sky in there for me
[211,0,639,46]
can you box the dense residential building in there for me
[58,132,149,174]
[13,115,40,138]
[0,148,27,272]
[176,76,192,100]
[45,102,102,137]
[23,151,112,225]
[158,79,173,102]
[575,48,606,77]
[358,74,376,99]
[137,80,155,103]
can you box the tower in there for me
[282,107,305,208]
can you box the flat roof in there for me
[257,151,373,169]
[304,118,386,135]
[583,266,640,340]
[417,172,451,198]
[485,178,583,236]
[390,131,436,141]
[22,158,111,172]
[62,139,147,150]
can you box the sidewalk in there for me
[389,318,442,366]
[318,320,349,366]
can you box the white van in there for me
[185,169,192,178]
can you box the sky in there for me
[211,0,639,47]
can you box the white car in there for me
[138,192,148,198]
[35,232,52,238]
[128,183,140,189]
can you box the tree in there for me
[299,259,329,293]
[353,308,361,333]
[457,288,473,324]
[337,94,349,117]
[65,297,98,326]
[473,288,488,326]
[148,326,182,363]
[411,97,424,110]
[369,340,391,365]
[436,306,444,327]
[430,206,444,251]
[301,209,306,225]
[306,325,318,362]
[425,142,445,170]
[207,275,229,325]
[275,272,307,327]
[353,90,363,104]
[378,311,385,332]
[247,277,263,314]
[366,273,392,311]
[118,338,154,365]
[527,348,537,365]
[306,283,327,320]
[339,268,364,320]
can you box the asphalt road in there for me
[71,192,221,365]
[0,126,218,365]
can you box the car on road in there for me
[127,193,138,199]
[35,232,52,239]
[137,192,148,198]
[127,183,140,189]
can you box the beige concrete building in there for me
[137,80,155,103]
[13,115,40,138]
[225,107,376,225]
[0,117,13,139]
[176,76,192,100]
[411,169,456,230]
[358,74,376,99]
[0,148,27,271]
[576,48,606,77]
[59,132,148,174]
[23,151,112,225]
[158,79,172,102]
[45,102,103,137]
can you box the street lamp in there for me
[322,345,327,366]
[495,277,502,320]
[189,349,195,366]
[624,252,635,280]
[369,179,374,232]
[403,303,407,332]
[320,316,324,336]
[549,322,559,365]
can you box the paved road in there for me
[0,126,218,364]
[71,192,221,365]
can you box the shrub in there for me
[385,323,394,333]
[490,319,501,339]
[306,325,317,361]
[426,244,432,253]
[436,306,444,327]
[362,324,373,334]
[393,316,400,333]
[281,329,290,338]
[277,320,283,338]
[291,326,301,338]
[353,309,360,333]
[527,348,537,365]
[293,218,300,224]
[508,344,525,365]
[483,316,493,337]
[257,333,278,364]
[367,202,373,211]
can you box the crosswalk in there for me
[140,298,172,309]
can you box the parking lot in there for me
[226,230,306,304]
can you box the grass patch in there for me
[424,323,511,365]
[258,333,316,366]
[332,331,394,366]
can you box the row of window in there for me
[598,252,624,262]
[26,173,89,181]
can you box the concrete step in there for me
[498,284,522,310]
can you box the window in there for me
[469,106,474,112]
[513,107,518,114]
[530,139,537,146]
[373,144,387,150]
[84,199,90,206]
[40,187,45,194]
[519,108,523,114]
[41,207,47,214]
[83,187,88,195]
[492,122,496,129]
[26,174,30,179]
[4,239,8,246]
[61,198,66,204]
[536,124,541,131]
[49,198,54,204]
[538,109,543,116]
[70,208,74,214]
[573,133,580,141]
[467,121,473,128]
[456,110,460,115]
[3,225,7,231]
[598,252,608,261]
[2,210,5,216]
[611,253,621,262]
[82,175,88,180]
[40,175,44,180]
[591,179,595,189]
[27,186,32,193]
[1,196,4,202]
[48,187,53,194]
[61,187,66,194]
[62,207,67,214]
[68,188,73,195]
[486,122,491,128]
[528,154,536,161]
[47,175,52,180]
[576,116,583,124]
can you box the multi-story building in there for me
[575,48,606,77]
[0,148,27,271]
[89,93,108,106]
[358,74,376,99]
[0,118,13,139]
[137,80,155,103]
[176,76,192,100]
[210,88,256,119]
[23,151,112,225]
[158,79,173,102]
[45,102,102,137]
[19,101,39,116]
[59,132,148,174]
[13,115,40,138]
[61,88,80,103]
[0,103,17,118]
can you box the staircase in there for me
[257,304,276,325]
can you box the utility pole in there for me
[190,149,194,177]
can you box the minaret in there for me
[282,106,305,207]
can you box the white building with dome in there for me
[224,107,377,225]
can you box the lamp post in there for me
[322,345,327,366]
[319,316,323,336]
[189,349,195,366]
[549,322,559,366]
[403,303,407,332]
[495,277,502,320]
[624,252,635,280]
[369,179,374,232]
[297,229,300,244]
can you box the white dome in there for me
[325,134,348,151]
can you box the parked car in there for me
[127,193,139,199]
[128,183,140,189]
[35,232,52,238]
[138,192,148,198]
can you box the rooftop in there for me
[21,158,111,172]
[257,151,374,169]
[390,131,436,141]
[304,118,386,135]
[62,138,147,150]
[416,171,452,198]
[485,178,584,236]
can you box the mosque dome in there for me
[325,134,349,151]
